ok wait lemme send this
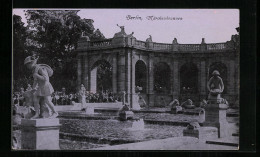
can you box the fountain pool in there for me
[60,118,185,145]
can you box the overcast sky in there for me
[13,9,239,44]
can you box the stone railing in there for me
[90,39,112,47]
[78,37,232,52]
[134,40,146,49]
[206,43,226,50]
[179,44,201,51]
[153,43,172,50]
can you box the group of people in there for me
[13,87,122,106]
[81,91,122,103]
[51,90,122,105]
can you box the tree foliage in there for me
[13,10,106,92]
[13,14,32,90]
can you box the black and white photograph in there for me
[12,9,240,150]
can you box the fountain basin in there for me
[60,118,184,144]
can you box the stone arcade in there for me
[75,26,239,110]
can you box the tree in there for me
[13,14,32,91]
[13,10,106,93]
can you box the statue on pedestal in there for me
[169,99,183,114]
[207,70,224,103]
[181,99,195,109]
[24,55,58,119]
[117,24,125,33]
[78,84,86,105]
[146,35,152,42]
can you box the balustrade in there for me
[206,43,226,50]
[90,39,112,47]
[78,38,228,52]
[179,44,200,51]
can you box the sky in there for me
[13,9,239,44]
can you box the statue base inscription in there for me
[203,102,229,138]
[21,118,60,150]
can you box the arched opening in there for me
[209,62,227,94]
[154,62,171,93]
[135,60,147,93]
[90,60,112,93]
[180,63,198,94]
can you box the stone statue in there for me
[169,99,179,107]
[81,32,90,41]
[114,24,127,38]
[172,38,178,44]
[78,84,86,105]
[201,38,206,44]
[207,70,224,101]
[117,24,125,33]
[24,55,58,119]
[169,99,183,114]
[186,122,200,130]
[200,99,207,108]
[181,99,195,109]
[146,35,152,42]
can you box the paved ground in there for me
[92,125,239,150]
[93,136,238,150]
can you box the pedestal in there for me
[21,118,61,150]
[203,101,229,138]
[119,111,134,121]
[183,127,218,140]
[132,94,141,110]
[85,106,94,114]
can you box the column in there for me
[83,55,89,90]
[131,56,140,110]
[172,60,179,99]
[126,51,131,105]
[77,55,82,90]
[117,51,125,92]
[90,67,97,93]
[112,53,118,93]
[200,61,206,99]
[148,53,154,107]
[228,60,235,102]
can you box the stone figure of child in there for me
[207,70,224,100]
[24,55,58,119]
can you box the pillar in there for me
[77,55,82,90]
[228,60,235,103]
[200,61,207,99]
[148,53,154,107]
[90,67,97,93]
[172,60,179,100]
[229,60,235,93]
[126,51,131,105]
[112,53,118,93]
[204,103,229,138]
[117,51,125,92]
[131,57,141,110]
[83,55,89,90]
